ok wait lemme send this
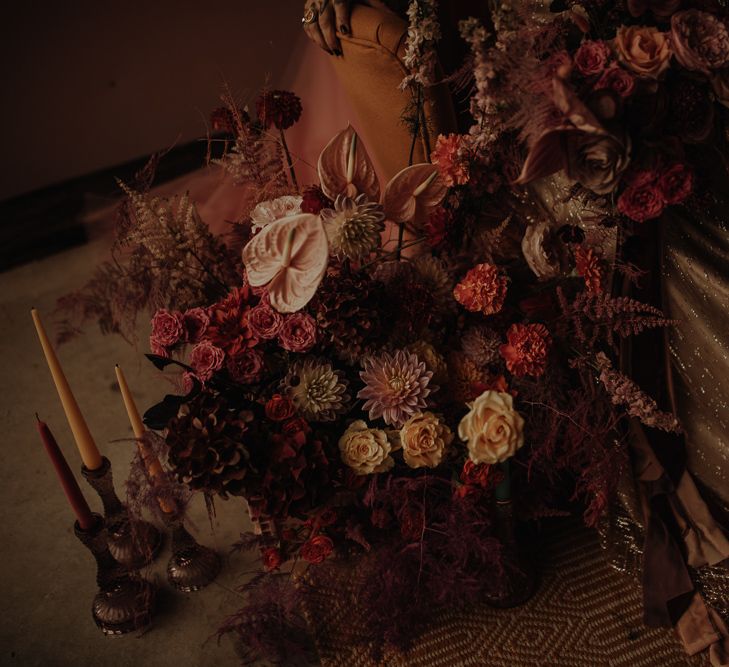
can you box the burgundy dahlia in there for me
[300,185,333,215]
[256,90,303,130]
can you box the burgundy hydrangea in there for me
[182,307,210,344]
[278,313,317,353]
[190,341,226,380]
[151,309,184,347]
[256,90,303,130]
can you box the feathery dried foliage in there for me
[218,574,315,666]
[560,290,675,348]
[57,173,238,344]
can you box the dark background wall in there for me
[0,0,304,201]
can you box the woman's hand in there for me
[302,0,352,56]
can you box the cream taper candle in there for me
[115,364,174,513]
[31,308,103,470]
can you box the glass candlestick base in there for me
[165,519,221,593]
[82,456,162,568]
[74,514,156,635]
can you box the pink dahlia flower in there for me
[358,350,434,428]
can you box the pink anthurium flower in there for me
[242,213,329,313]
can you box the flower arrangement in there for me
[59,0,729,661]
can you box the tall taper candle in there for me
[115,364,174,513]
[37,416,95,531]
[31,308,103,470]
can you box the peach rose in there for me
[458,390,525,465]
[400,412,453,469]
[338,420,394,475]
[615,26,672,78]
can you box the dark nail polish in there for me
[340,24,350,35]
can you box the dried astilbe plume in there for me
[595,352,682,433]
[56,163,238,344]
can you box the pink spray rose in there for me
[189,341,225,380]
[151,309,184,347]
[594,65,636,98]
[278,313,317,353]
[574,40,612,76]
[247,303,284,340]
[182,307,209,344]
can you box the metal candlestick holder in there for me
[164,515,221,593]
[74,513,156,635]
[82,456,162,568]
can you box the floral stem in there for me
[396,222,406,261]
[408,85,423,167]
[494,459,511,502]
[279,128,298,190]
[359,237,426,270]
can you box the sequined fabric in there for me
[662,198,729,506]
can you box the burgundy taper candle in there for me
[37,415,95,531]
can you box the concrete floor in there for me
[0,239,257,666]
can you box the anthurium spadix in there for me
[318,125,380,201]
[242,213,328,313]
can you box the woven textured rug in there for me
[304,520,707,666]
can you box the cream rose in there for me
[400,412,453,469]
[458,391,525,465]
[614,26,672,78]
[339,420,394,475]
[565,131,630,195]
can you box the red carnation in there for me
[574,40,612,76]
[256,90,302,130]
[265,394,296,421]
[500,323,552,378]
[453,263,508,316]
[300,535,334,564]
[300,185,333,215]
[657,163,693,205]
[574,246,604,295]
[461,460,493,488]
[618,182,665,222]
[424,206,452,248]
[262,547,283,572]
